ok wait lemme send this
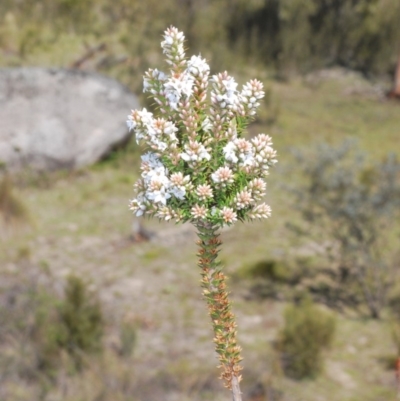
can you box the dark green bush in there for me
[36,275,103,370]
[277,298,336,380]
[238,259,299,283]
[235,259,298,300]
[57,275,103,354]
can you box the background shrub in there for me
[56,276,103,354]
[277,297,336,380]
[35,275,104,371]
[286,140,400,318]
[1,0,400,93]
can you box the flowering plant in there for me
[128,26,277,400]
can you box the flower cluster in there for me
[128,26,277,227]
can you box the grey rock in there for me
[0,68,139,170]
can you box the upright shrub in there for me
[277,298,336,379]
[36,275,103,370]
[57,275,103,355]
[287,140,400,318]
[127,26,277,400]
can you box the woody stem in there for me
[195,221,243,400]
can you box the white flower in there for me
[191,204,207,219]
[221,207,237,224]
[223,142,239,163]
[211,166,234,186]
[127,108,154,132]
[221,75,238,94]
[234,190,253,209]
[169,186,186,200]
[223,138,255,169]
[127,108,156,145]
[196,184,213,201]
[140,152,164,172]
[251,134,278,170]
[156,206,174,221]
[138,108,154,126]
[240,80,265,116]
[161,26,185,63]
[170,172,186,186]
[248,203,271,219]
[129,193,147,217]
[201,117,212,132]
[164,73,194,109]
[126,112,137,131]
[240,153,255,167]
[162,121,178,137]
[145,167,170,186]
[162,35,174,46]
[181,141,211,163]
[198,148,211,161]
[248,178,267,200]
[164,91,179,110]
[143,69,167,92]
[138,154,174,206]
[143,118,178,151]
[212,73,238,107]
[165,74,194,97]
[147,186,171,205]
[187,55,210,76]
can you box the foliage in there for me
[35,275,104,370]
[239,259,295,283]
[56,275,103,355]
[1,0,399,96]
[277,297,336,380]
[227,0,400,77]
[287,140,400,318]
[235,259,300,300]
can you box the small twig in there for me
[130,220,154,242]
[70,43,107,69]
[96,55,128,70]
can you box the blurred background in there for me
[1,1,400,400]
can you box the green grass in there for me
[262,76,399,158]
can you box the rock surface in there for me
[0,68,139,170]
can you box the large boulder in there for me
[0,68,139,171]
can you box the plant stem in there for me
[195,221,243,400]
[231,375,242,401]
